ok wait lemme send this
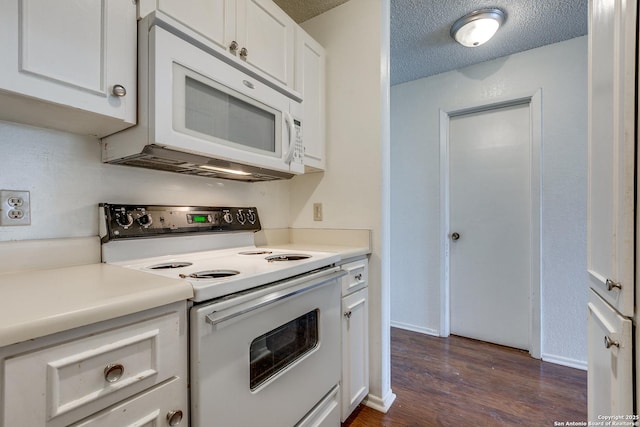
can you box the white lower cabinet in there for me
[0,302,188,427]
[71,378,184,427]
[340,258,369,422]
[587,289,633,421]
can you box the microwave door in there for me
[152,27,297,175]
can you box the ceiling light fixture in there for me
[450,8,505,48]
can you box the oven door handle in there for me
[205,269,346,326]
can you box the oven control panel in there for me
[100,204,261,241]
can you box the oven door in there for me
[190,268,344,427]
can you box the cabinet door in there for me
[237,0,295,86]
[295,27,326,172]
[0,0,136,136]
[341,287,369,422]
[587,0,636,317]
[156,0,235,51]
[587,289,633,421]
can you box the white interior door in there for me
[449,102,532,351]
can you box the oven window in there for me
[249,309,319,390]
[184,76,276,153]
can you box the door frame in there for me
[438,90,542,358]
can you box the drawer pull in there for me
[606,278,622,291]
[111,84,126,97]
[604,336,620,349]
[344,311,352,319]
[103,363,124,383]
[167,410,184,426]
[354,273,363,281]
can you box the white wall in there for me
[0,120,291,242]
[293,0,395,410]
[390,36,588,368]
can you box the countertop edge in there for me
[0,264,193,348]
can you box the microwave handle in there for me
[283,111,296,165]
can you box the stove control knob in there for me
[236,209,246,225]
[115,211,134,228]
[137,213,153,228]
[247,210,256,224]
[223,212,233,224]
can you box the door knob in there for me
[450,232,460,241]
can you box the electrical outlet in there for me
[0,190,30,226]
[313,203,323,221]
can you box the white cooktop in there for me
[109,245,340,302]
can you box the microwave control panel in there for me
[293,118,303,164]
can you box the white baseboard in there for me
[364,389,397,413]
[390,320,440,337]
[541,353,587,371]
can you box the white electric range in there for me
[100,204,344,427]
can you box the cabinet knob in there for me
[604,336,620,349]
[605,278,622,291]
[239,47,248,59]
[111,84,127,97]
[354,273,363,281]
[103,363,124,383]
[167,410,184,426]
[450,232,461,241]
[344,311,352,319]
[229,40,239,52]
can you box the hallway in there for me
[344,328,587,426]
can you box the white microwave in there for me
[102,13,304,182]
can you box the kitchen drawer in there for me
[295,385,340,427]
[71,377,187,427]
[341,259,368,296]
[3,311,182,427]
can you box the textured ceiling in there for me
[275,0,588,86]
[273,0,350,23]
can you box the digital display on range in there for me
[187,214,211,224]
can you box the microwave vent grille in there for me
[105,145,292,182]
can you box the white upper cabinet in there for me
[295,26,326,171]
[144,0,296,89]
[237,0,295,87]
[587,0,636,317]
[154,0,232,50]
[0,0,137,137]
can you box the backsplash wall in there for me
[0,120,291,242]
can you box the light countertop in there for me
[0,230,370,349]
[255,228,372,261]
[0,263,192,348]
[260,243,370,261]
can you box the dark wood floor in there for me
[343,327,587,426]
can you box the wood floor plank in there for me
[343,328,587,426]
